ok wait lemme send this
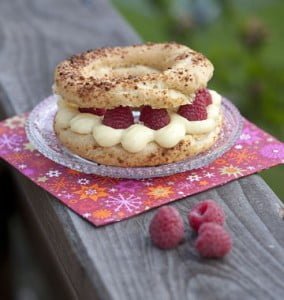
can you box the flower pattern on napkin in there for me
[0,114,283,226]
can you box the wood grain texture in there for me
[0,0,284,299]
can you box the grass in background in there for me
[112,0,283,198]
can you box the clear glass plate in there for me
[25,95,243,179]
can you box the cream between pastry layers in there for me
[55,90,222,153]
[53,43,223,167]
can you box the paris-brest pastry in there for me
[53,43,222,167]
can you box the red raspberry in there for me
[79,107,106,116]
[103,106,134,129]
[149,206,185,249]
[178,97,207,121]
[195,223,232,258]
[195,89,212,106]
[188,200,225,231]
[140,106,170,130]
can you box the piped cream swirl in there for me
[55,90,222,153]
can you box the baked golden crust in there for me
[54,43,214,109]
[54,115,222,167]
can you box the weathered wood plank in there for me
[0,0,283,299]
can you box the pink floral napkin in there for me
[0,114,283,226]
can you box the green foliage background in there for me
[112,0,284,198]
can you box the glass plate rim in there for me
[25,95,243,179]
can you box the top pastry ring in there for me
[54,43,214,109]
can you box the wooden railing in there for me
[0,0,283,299]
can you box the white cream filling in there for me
[55,90,222,153]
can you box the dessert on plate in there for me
[53,43,223,167]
